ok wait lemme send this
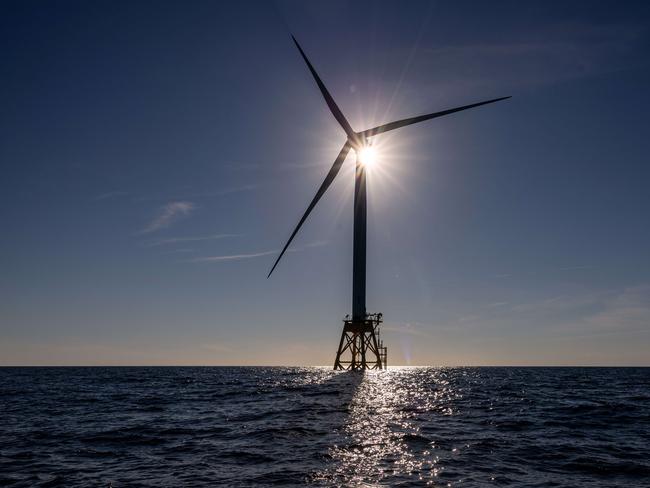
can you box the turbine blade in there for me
[292,35,357,141]
[268,142,351,278]
[360,96,511,138]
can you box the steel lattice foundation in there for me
[334,313,387,370]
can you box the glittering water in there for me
[1,367,649,487]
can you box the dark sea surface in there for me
[1,367,650,487]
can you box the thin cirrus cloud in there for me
[190,250,278,263]
[143,234,242,247]
[141,201,195,234]
[368,21,646,102]
[189,241,329,263]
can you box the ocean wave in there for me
[1,367,649,487]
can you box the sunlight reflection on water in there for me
[4,367,649,486]
[317,368,461,486]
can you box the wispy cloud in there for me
[577,285,650,333]
[480,285,650,336]
[492,264,593,280]
[299,239,329,249]
[143,233,241,247]
[371,21,647,101]
[141,201,195,234]
[189,241,329,264]
[190,250,277,263]
[225,161,334,172]
[383,323,432,337]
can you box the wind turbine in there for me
[268,35,510,370]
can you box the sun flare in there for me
[359,146,378,166]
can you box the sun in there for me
[359,146,378,166]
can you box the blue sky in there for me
[2,0,650,365]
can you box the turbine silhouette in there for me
[268,35,510,370]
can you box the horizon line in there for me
[1,364,648,368]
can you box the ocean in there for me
[1,367,649,487]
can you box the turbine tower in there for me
[268,36,509,370]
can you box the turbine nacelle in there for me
[347,133,369,151]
